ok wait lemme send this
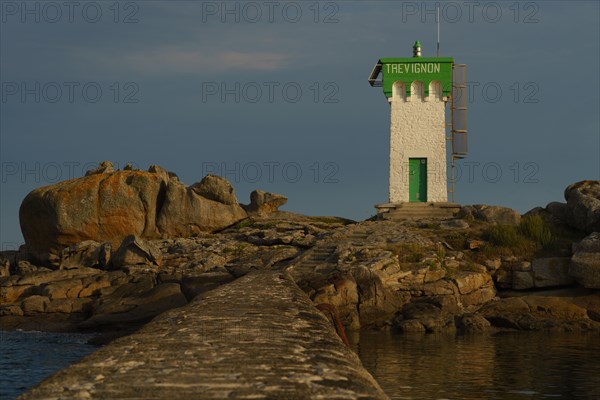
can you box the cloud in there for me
[119,47,292,75]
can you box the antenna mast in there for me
[436,5,440,57]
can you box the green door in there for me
[409,158,427,202]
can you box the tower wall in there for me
[389,81,448,203]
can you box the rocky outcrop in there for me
[455,313,491,333]
[85,160,114,176]
[2,209,599,335]
[5,178,600,336]
[244,190,288,215]
[0,267,111,319]
[155,177,247,239]
[288,221,498,333]
[545,202,570,224]
[1,215,340,331]
[19,163,286,264]
[394,297,459,334]
[60,241,111,270]
[457,205,521,225]
[570,232,600,288]
[19,162,172,263]
[111,235,162,269]
[480,295,599,331]
[532,258,575,288]
[0,261,190,331]
[563,180,600,233]
[190,174,237,205]
[495,258,575,290]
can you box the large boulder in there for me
[394,296,460,333]
[480,296,599,331]
[457,205,521,225]
[111,235,162,268]
[190,174,237,205]
[570,232,600,289]
[244,190,288,215]
[564,180,600,233]
[494,259,575,290]
[19,163,249,264]
[155,178,247,238]
[455,313,491,333]
[532,257,575,288]
[19,164,169,263]
[60,240,111,269]
[545,202,570,224]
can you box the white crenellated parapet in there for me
[388,80,448,203]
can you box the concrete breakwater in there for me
[20,271,388,399]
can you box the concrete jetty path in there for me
[21,271,388,399]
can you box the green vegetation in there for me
[421,212,582,265]
[435,244,446,266]
[488,224,520,247]
[519,215,553,248]
[486,216,554,251]
[483,215,558,259]
[445,231,467,250]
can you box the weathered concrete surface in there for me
[20,271,388,400]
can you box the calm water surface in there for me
[2,330,599,399]
[354,331,600,400]
[0,330,98,400]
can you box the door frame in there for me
[408,158,427,202]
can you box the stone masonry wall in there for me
[389,80,448,203]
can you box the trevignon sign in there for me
[386,63,441,74]
[371,57,454,98]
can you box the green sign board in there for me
[377,57,454,98]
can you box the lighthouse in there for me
[368,41,467,218]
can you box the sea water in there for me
[2,329,599,399]
[0,330,98,400]
[355,331,600,400]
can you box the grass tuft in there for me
[519,215,553,248]
[488,224,520,247]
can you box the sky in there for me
[1,0,599,248]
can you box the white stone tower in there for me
[368,41,462,217]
